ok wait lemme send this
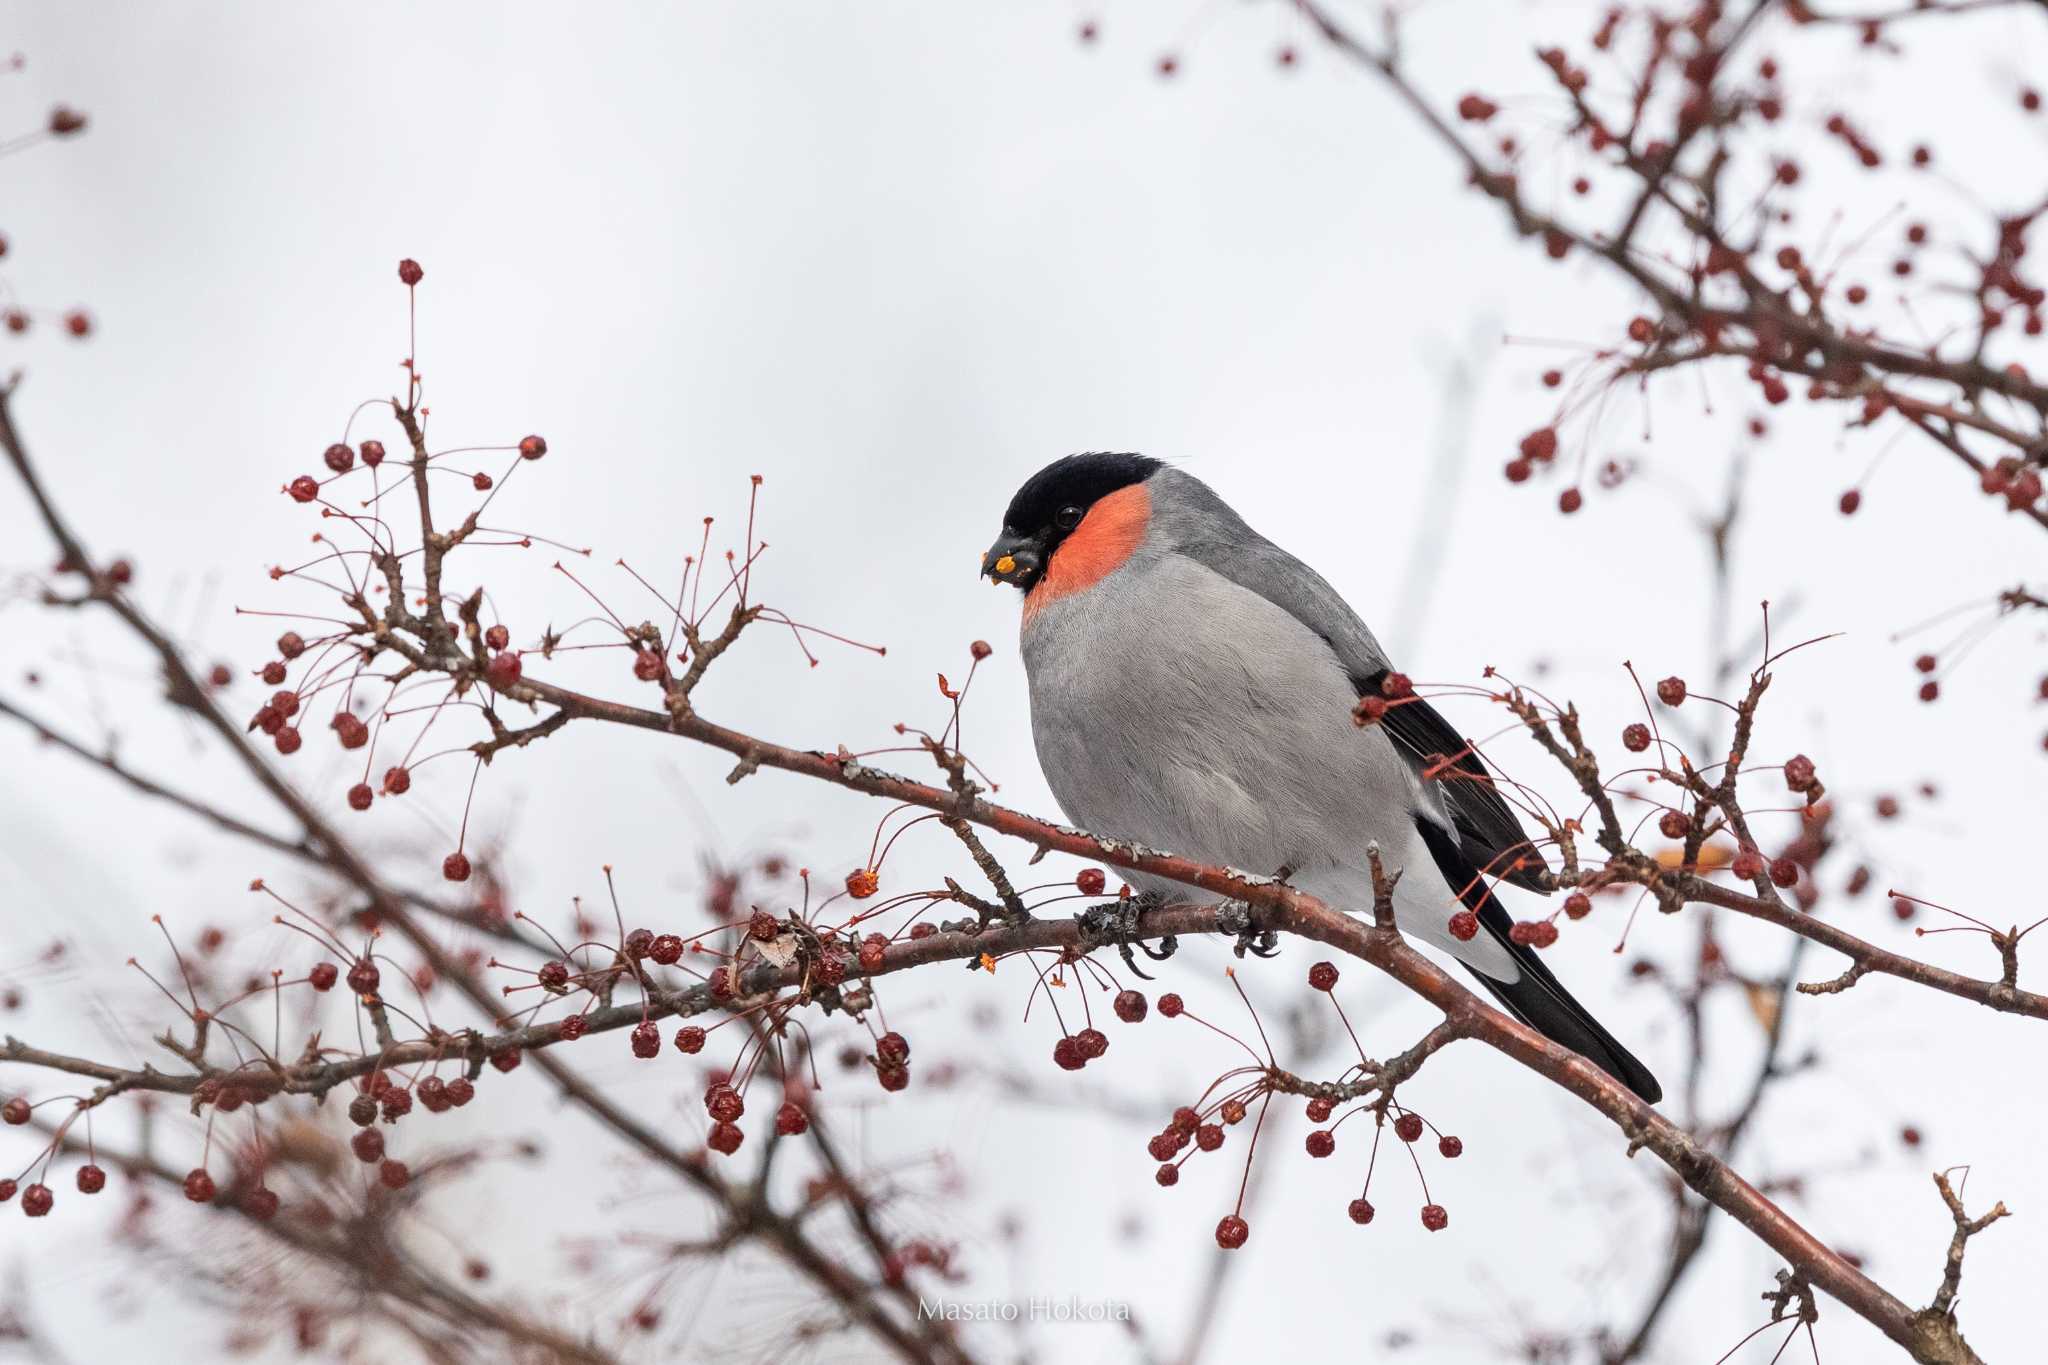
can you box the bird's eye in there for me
[1054,505,1083,530]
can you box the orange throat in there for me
[1021,482,1150,624]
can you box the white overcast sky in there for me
[1,3,2044,1362]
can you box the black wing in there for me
[1359,667,1548,891]
[1414,818,1661,1103]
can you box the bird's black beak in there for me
[981,528,1047,589]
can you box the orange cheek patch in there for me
[1021,483,1150,623]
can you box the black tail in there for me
[1413,817,1662,1103]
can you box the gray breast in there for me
[1020,552,1423,892]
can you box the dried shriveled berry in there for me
[308,961,338,991]
[1155,1164,1179,1187]
[776,1102,809,1135]
[1215,1215,1249,1249]
[845,868,880,899]
[877,1032,911,1065]
[1622,723,1651,752]
[398,258,424,285]
[674,1025,707,1055]
[1052,1037,1085,1071]
[379,1159,410,1189]
[75,1164,106,1194]
[21,1183,52,1217]
[351,1129,385,1164]
[288,475,321,503]
[1347,1197,1375,1224]
[347,959,379,995]
[347,783,373,811]
[1305,1129,1336,1158]
[1448,909,1478,941]
[1769,858,1801,889]
[1563,892,1591,920]
[1075,1027,1108,1060]
[1656,676,1687,707]
[1420,1203,1449,1231]
[1157,993,1184,1018]
[1393,1113,1425,1143]
[630,1022,661,1058]
[323,443,355,473]
[707,1122,744,1155]
[1113,989,1148,1023]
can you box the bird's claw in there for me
[1217,900,1280,959]
[1076,893,1176,979]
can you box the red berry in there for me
[274,726,302,755]
[346,959,379,995]
[48,106,87,136]
[1155,1164,1179,1187]
[347,783,373,811]
[1075,1027,1109,1060]
[489,1049,521,1073]
[631,1022,661,1058]
[749,909,780,941]
[1052,1037,1085,1071]
[1393,1113,1424,1143]
[1305,1129,1336,1158]
[308,962,338,991]
[1347,1197,1375,1224]
[876,1062,910,1092]
[877,1032,911,1065]
[1420,1203,1449,1231]
[1558,487,1584,514]
[288,475,320,504]
[379,1159,410,1189]
[1784,754,1817,792]
[1148,1132,1180,1161]
[398,259,424,285]
[1622,723,1651,752]
[1658,809,1689,840]
[858,935,887,972]
[1563,892,1592,920]
[484,624,510,651]
[1307,961,1339,991]
[1353,696,1387,726]
[381,1088,413,1121]
[1656,676,1687,706]
[1919,680,1939,702]
[75,1164,105,1194]
[446,1077,474,1107]
[1379,672,1414,699]
[708,966,736,1000]
[649,934,683,965]
[21,1183,51,1217]
[1076,868,1107,896]
[1732,848,1765,880]
[443,852,472,882]
[1196,1124,1224,1152]
[1113,989,1148,1023]
[1438,1135,1463,1158]
[707,1122,744,1155]
[1215,1215,1249,1249]
[518,434,548,460]
[558,1014,589,1041]
[484,651,522,689]
[351,1129,385,1164]
[183,1168,217,1203]
[1305,1096,1334,1123]
[706,1085,744,1124]
[1447,910,1478,941]
[360,439,385,467]
[674,1025,706,1054]
[845,868,879,899]
[277,631,306,659]
[3,1098,30,1126]
[382,765,412,795]
[349,1095,377,1127]
[1839,489,1862,515]
[776,1102,809,1136]
[323,443,355,473]
[471,471,492,491]
[1769,858,1801,888]
[242,1187,280,1219]
[261,660,288,686]
[0,1179,14,1202]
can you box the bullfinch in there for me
[982,452,1661,1103]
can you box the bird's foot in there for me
[1216,900,1280,959]
[1076,892,1176,979]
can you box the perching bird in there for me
[982,453,1661,1103]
